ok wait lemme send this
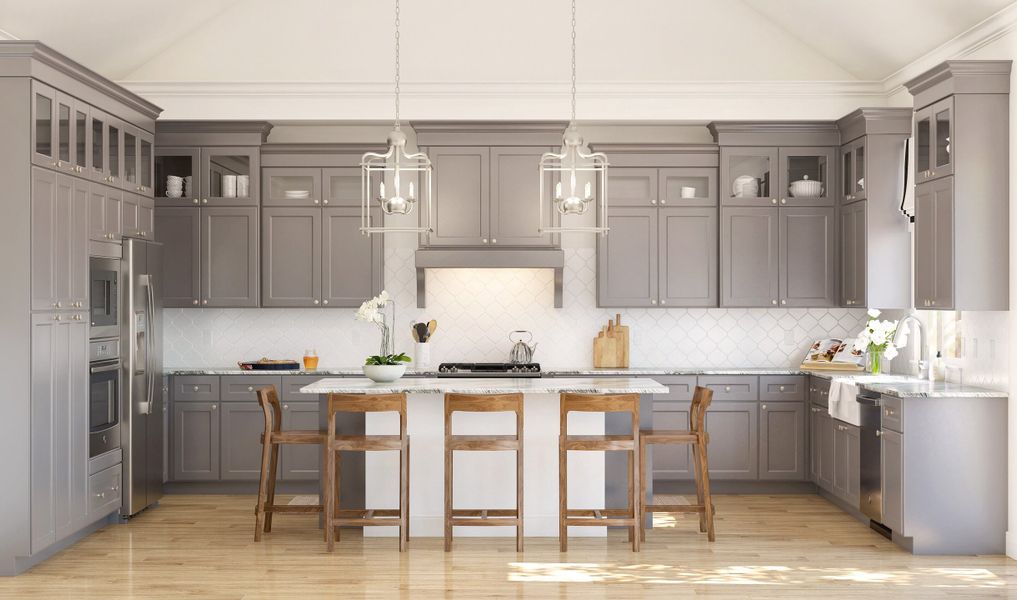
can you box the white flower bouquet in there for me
[356,290,395,357]
[852,309,906,374]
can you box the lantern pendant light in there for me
[538,0,609,235]
[361,0,434,235]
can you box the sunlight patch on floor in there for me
[507,563,1009,588]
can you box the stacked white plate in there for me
[166,175,183,198]
[184,176,192,197]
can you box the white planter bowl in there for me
[363,364,406,383]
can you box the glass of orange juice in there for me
[303,349,319,370]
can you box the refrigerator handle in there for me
[142,273,155,416]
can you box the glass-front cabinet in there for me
[139,133,153,195]
[263,167,322,206]
[155,147,200,206]
[915,97,953,184]
[659,167,716,207]
[73,104,88,175]
[841,139,866,203]
[778,147,834,206]
[200,146,259,206]
[31,81,56,168]
[123,128,138,190]
[108,120,122,187]
[721,146,833,206]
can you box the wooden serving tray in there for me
[238,360,301,371]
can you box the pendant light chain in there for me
[392,0,400,130]
[570,0,577,127]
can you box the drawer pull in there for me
[247,386,254,392]
[884,408,896,416]
[778,385,785,392]
[724,386,731,392]
[192,386,199,392]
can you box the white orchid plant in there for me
[355,290,396,359]
[852,308,905,373]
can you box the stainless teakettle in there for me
[508,330,538,364]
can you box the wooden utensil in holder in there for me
[593,314,630,368]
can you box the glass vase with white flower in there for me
[852,309,906,375]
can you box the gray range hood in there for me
[415,248,565,308]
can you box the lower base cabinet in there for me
[881,428,904,532]
[759,402,806,480]
[810,400,860,507]
[704,401,759,480]
[172,402,220,481]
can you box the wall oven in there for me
[89,257,120,340]
[89,339,121,458]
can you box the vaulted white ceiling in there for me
[2,0,1012,83]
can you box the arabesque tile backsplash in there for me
[164,248,871,368]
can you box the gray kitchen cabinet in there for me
[607,168,658,207]
[703,401,758,480]
[719,146,779,206]
[88,181,122,243]
[171,375,220,403]
[760,375,806,402]
[261,207,322,307]
[914,178,954,310]
[651,404,692,481]
[832,421,860,506]
[914,98,954,184]
[489,146,555,246]
[323,167,361,207]
[31,168,88,311]
[121,126,139,194]
[659,207,718,307]
[154,207,201,307]
[172,401,220,481]
[30,313,89,554]
[660,167,716,207]
[263,167,322,207]
[138,195,154,238]
[31,80,58,169]
[220,402,266,481]
[880,428,904,533]
[778,147,835,206]
[597,207,658,307]
[201,207,260,307]
[86,464,123,523]
[220,376,281,402]
[720,206,779,307]
[200,146,259,206]
[281,402,323,480]
[809,404,824,483]
[818,410,836,492]
[759,401,806,481]
[839,200,866,307]
[323,207,384,307]
[697,375,758,401]
[121,192,139,238]
[425,146,489,246]
[779,206,836,307]
[133,130,154,197]
[841,138,867,203]
[154,146,200,205]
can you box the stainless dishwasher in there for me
[857,391,883,524]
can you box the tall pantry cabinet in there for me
[0,42,162,575]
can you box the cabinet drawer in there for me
[220,375,281,402]
[172,375,220,402]
[651,376,697,402]
[280,375,325,404]
[760,375,806,402]
[881,396,903,433]
[809,376,831,408]
[697,376,758,401]
[87,463,122,520]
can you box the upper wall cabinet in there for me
[904,61,1011,311]
[592,145,719,308]
[835,108,913,309]
[719,146,835,207]
[413,122,566,248]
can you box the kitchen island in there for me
[300,377,669,538]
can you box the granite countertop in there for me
[165,366,1007,399]
[298,377,670,395]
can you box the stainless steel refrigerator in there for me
[121,237,164,517]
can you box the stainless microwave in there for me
[89,257,120,339]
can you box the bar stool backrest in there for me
[327,393,408,440]
[445,393,523,437]
[256,386,283,436]
[689,386,713,434]
[559,393,640,439]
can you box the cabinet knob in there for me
[247,386,254,392]
[313,199,320,205]
[202,299,208,305]
[283,404,289,410]
[761,404,767,410]
[650,299,657,305]
[781,299,787,305]
[930,300,936,306]
[212,404,217,410]
[660,199,667,205]
[780,198,787,205]
[322,300,329,305]
[876,430,883,437]
[660,299,666,305]
[192,299,199,305]
[779,386,785,392]
[53,315,61,321]
[491,239,497,244]
[322,199,329,205]
[192,386,199,392]
[202,198,208,204]
[313,299,320,305]
[650,199,657,205]
[724,386,731,392]
[931,171,935,176]
[482,239,489,244]
[193,198,199,204]
[771,198,777,205]
[771,299,777,305]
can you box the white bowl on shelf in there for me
[789,175,823,198]
[166,190,183,198]
[284,190,311,199]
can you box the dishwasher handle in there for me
[856,393,881,407]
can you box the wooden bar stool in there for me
[324,392,409,552]
[254,386,327,541]
[558,393,640,552]
[639,385,715,542]
[444,393,524,552]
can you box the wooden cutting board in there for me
[593,314,629,368]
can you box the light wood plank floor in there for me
[1,493,1015,599]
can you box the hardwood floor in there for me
[2,493,1016,599]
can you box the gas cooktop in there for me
[436,363,542,378]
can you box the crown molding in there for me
[0,28,18,41]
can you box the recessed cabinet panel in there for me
[720,207,779,307]
[881,428,904,533]
[703,401,758,480]
[659,207,717,307]
[154,208,200,307]
[323,207,383,307]
[220,402,266,481]
[840,200,866,306]
[660,168,716,207]
[490,146,554,246]
[652,406,692,480]
[915,178,954,309]
[281,402,323,480]
[201,147,259,206]
[323,167,362,207]
[264,167,322,207]
[427,146,489,245]
[32,81,56,168]
[759,402,806,481]
[172,402,220,481]
[779,207,836,307]
[201,207,259,307]
[261,207,321,307]
[607,168,658,207]
[597,207,657,307]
